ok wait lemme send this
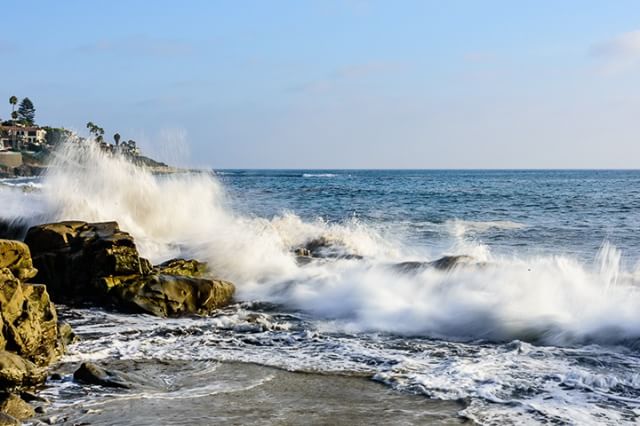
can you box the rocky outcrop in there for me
[392,255,478,273]
[0,241,64,369]
[25,221,235,317]
[0,393,35,421]
[73,362,130,389]
[294,237,363,261]
[0,240,67,422]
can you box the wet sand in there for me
[37,361,468,425]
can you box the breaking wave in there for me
[2,142,627,347]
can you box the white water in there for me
[3,142,640,346]
[5,142,640,424]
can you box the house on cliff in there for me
[0,124,47,151]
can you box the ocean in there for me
[1,145,639,425]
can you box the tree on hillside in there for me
[86,121,105,143]
[17,98,36,125]
[11,111,18,120]
[113,133,121,146]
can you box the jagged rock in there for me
[157,258,209,278]
[73,362,130,389]
[25,221,150,303]
[0,270,60,366]
[392,255,477,273]
[0,240,38,281]
[0,393,34,421]
[0,240,65,398]
[429,255,475,270]
[0,240,63,368]
[97,273,235,317]
[25,221,235,317]
[0,351,46,389]
[294,237,363,260]
[0,413,19,426]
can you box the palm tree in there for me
[9,97,18,149]
[113,133,121,146]
[9,96,17,115]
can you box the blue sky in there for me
[1,1,639,168]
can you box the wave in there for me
[445,219,526,238]
[302,173,338,178]
[4,142,640,347]
[0,177,44,190]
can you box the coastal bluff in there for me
[24,221,235,317]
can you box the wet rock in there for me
[0,240,64,371]
[0,351,46,389]
[392,255,477,273]
[48,373,62,381]
[428,255,475,270]
[0,240,38,281]
[0,393,34,421]
[98,273,235,317]
[0,413,19,426]
[293,248,311,257]
[25,221,147,302]
[25,221,235,317]
[294,237,363,260]
[0,271,61,366]
[157,258,209,278]
[73,362,130,389]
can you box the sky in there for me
[1,0,639,169]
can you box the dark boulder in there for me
[0,351,46,390]
[73,362,130,389]
[392,255,477,273]
[0,393,35,421]
[25,221,235,317]
[294,237,363,260]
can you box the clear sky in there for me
[1,1,639,168]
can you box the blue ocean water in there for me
[220,169,640,261]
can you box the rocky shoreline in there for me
[0,221,237,424]
[0,215,478,424]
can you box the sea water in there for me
[1,144,640,424]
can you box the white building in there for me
[0,125,47,150]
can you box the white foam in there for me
[302,173,337,178]
[0,142,625,347]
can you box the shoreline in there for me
[39,360,469,425]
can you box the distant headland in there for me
[0,95,172,178]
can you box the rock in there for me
[98,273,235,317]
[73,362,130,389]
[57,323,77,348]
[19,391,47,403]
[0,240,38,281]
[0,393,35,420]
[294,237,363,260]
[392,255,477,273]
[0,240,66,401]
[428,255,476,270]
[0,269,61,366]
[25,221,148,302]
[25,221,235,317]
[0,413,19,426]
[157,258,209,278]
[293,248,311,257]
[0,351,46,389]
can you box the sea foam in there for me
[4,141,640,347]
